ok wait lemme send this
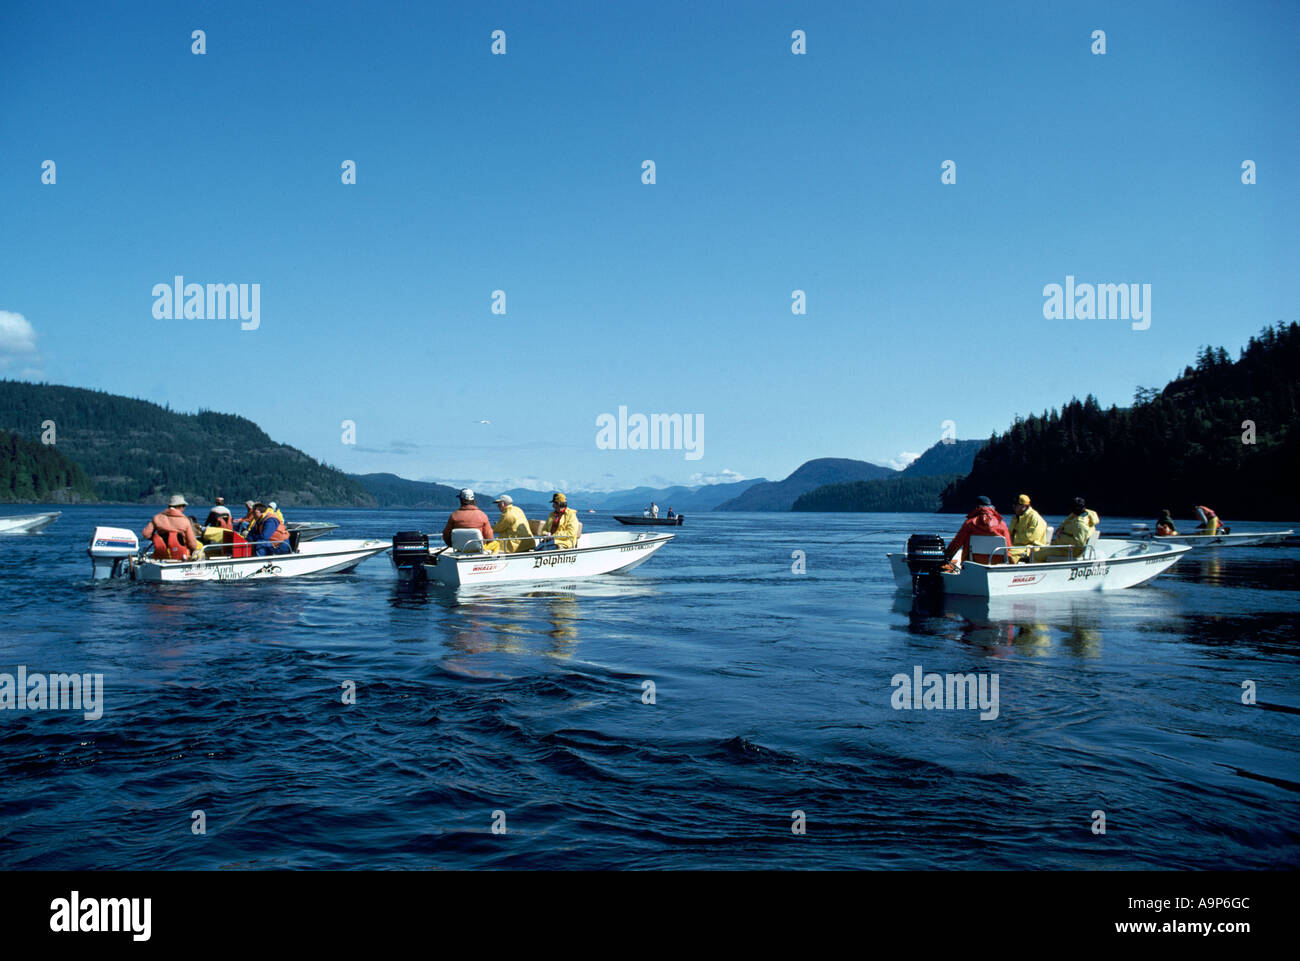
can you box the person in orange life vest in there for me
[142,494,203,560]
[235,500,257,535]
[945,495,1011,563]
[247,502,291,556]
[441,489,495,548]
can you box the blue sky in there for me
[2,0,1295,492]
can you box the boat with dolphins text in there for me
[391,528,674,588]
[889,533,1191,598]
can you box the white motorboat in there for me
[285,521,339,541]
[889,533,1191,598]
[87,526,390,582]
[1130,523,1294,549]
[0,511,61,534]
[391,528,674,587]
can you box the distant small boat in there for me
[0,511,61,534]
[613,515,684,526]
[1131,524,1294,548]
[285,521,339,541]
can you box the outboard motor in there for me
[88,526,139,579]
[905,533,948,595]
[391,531,431,581]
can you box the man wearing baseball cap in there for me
[491,494,535,553]
[1008,493,1048,563]
[142,494,202,561]
[441,488,495,549]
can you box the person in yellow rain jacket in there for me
[1008,493,1048,563]
[1194,505,1220,535]
[1051,497,1100,552]
[539,492,581,550]
[491,495,535,553]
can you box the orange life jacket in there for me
[152,528,190,561]
[251,514,289,543]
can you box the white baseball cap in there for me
[493,494,512,506]
[459,488,475,503]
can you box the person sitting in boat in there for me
[236,500,257,534]
[142,494,203,561]
[538,492,581,551]
[201,508,232,543]
[1156,509,1178,536]
[441,489,496,550]
[1052,497,1100,551]
[1194,505,1220,535]
[945,496,1011,564]
[1008,493,1048,563]
[491,494,534,553]
[666,507,675,519]
[247,502,292,556]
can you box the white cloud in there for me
[0,310,39,357]
[888,451,922,471]
[688,468,747,486]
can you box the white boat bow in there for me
[0,511,61,534]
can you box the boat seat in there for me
[968,535,1009,564]
[450,528,485,553]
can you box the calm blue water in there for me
[2,505,1298,869]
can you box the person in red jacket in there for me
[441,489,495,548]
[946,496,1011,563]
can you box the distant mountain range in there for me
[495,478,766,513]
[343,475,768,513]
[715,458,896,511]
[1,380,987,513]
[714,442,987,511]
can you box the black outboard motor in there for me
[392,531,431,581]
[905,533,949,595]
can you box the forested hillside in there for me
[792,474,960,513]
[1,429,96,502]
[940,323,1300,519]
[0,382,372,505]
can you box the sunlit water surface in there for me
[1,506,1297,868]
